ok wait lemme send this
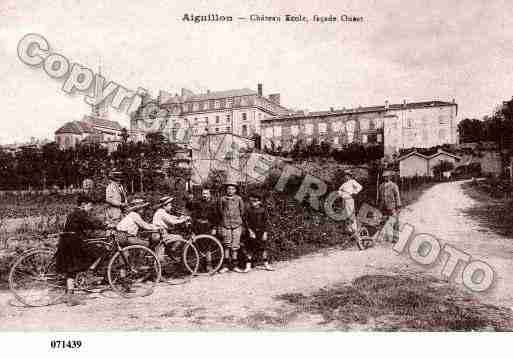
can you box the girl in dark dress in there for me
[55,195,106,305]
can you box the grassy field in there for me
[273,273,513,331]
[461,180,513,237]
[0,175,434,290]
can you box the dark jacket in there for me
[245,205,269,234]
[55,208,106,274]
[191,199,219,233]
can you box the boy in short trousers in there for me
[218,182,245,273]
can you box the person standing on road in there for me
[105,170,128,227]
[218,181,245,273]
[338,170,364,250]
[190,188,220,272]
[243,191,274,272]
[378,170,401,243]
[190,188,219,236]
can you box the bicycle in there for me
[8,231,162,307]
[357,207,408,248]
[142,219,224,277]
[173,220,225,275]
[139,227,200,283]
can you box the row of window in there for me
[267,133,383,147]
[264,121,353,138]
[263,118,388,138]
[179,112,249,127]
[401,115,450,129]
[168,124,251,137]
[184,96,255,113]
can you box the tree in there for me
[457,118,486,143]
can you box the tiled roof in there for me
[185,88,257,102]
[55,121,97,135]
[268,100,456,121]
[82,115,123,131]
[397,149,461,162]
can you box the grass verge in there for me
[272,274,513,331]
[461,181,513,237]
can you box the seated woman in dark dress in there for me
[55,195,106,306]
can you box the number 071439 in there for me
[50,340,82,349]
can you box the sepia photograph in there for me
[1,0,513,355]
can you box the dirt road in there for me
[1,180,512,330]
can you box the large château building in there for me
[261,100,458,156]
[129,84,289,143]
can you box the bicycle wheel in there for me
[358,226,374,249]
[9,249,66,307]
[107,245,161,298]
[190,234,224,275]
[155,238,199,282]
[358,226,370,238]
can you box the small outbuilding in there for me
[398,149,461,178]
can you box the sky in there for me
[1,0,513,144]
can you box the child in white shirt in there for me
[116,199,160,246]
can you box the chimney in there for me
[403,99,407,107]
[385,100,389,110]
[257,83,263,97]
[330,107,334,112]
[206,89,210,94]
[452,98,455,104]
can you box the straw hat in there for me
[155,196,174,209]
[126,198,150,212]
[108,169,124,181]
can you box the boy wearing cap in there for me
[218,182,245,273]
[243,192,274,272]
[378,171,401,243]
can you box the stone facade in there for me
[130,84,289,143]
[54,115,123,151]
[261,100,458,156]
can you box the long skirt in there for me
[55,234,104,275]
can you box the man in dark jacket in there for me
[378,170,401,243]
[55,195,106,306]
[190,188,219,236]
[190,188,220,272]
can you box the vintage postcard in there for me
[1,0,512,356]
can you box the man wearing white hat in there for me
[338,170,364,250]
[378,170,401,243]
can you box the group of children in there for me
[114,180,273,273]
[56,180,274,305]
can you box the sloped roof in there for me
[397,149,461,162]
[396,151,429,162]
[55,121,97,135]
[429,150,461,160]
[82,115,123,131]
[185,88,257,102]
[268,100,456,122]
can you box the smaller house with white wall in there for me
[398,149,461,178]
